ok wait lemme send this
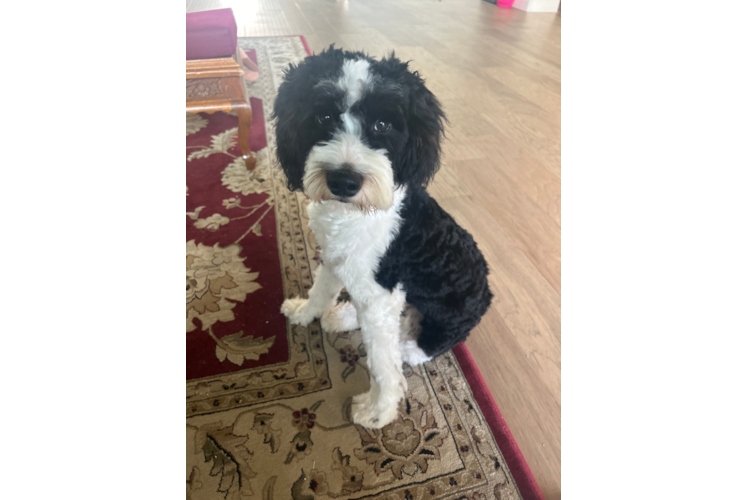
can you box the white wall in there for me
[513,0,560,13]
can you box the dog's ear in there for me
[397,77,447,188]
[274,47,348,191]
[273,62,308,192]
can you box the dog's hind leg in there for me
[281,264,343,327]
[399,305,432,366]
[416,317,470,360]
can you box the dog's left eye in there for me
[316,114,333,127]
[373,120,392,134]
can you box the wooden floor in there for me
[187,1,561,497]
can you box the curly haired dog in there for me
[274,47,492,429]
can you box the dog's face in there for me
[273,47,446,212]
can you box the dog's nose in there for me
[326,169,363,197]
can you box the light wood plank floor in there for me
[187,1,561,497]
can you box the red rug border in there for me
[453,343,546,500]
[296,34,312,58]
[285,36,545,499]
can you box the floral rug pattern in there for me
[186,36,523,500]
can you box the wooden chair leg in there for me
[235,102,256,170]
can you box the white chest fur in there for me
[285,188,415,429]
[306,188,405,300]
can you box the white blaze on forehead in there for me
[340,112,361,136]
[302,56,394,211]
[338,58,372,109]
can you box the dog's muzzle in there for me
[326,168,363,198]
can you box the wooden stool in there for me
[186,56,256,170]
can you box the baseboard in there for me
[513,0,560,12]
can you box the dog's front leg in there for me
[281,264,342,326]
[351,290,407,429]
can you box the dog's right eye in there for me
[316,114,333,127]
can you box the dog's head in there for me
[273,47,446,212]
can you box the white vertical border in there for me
[561,210,577,500]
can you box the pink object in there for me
[186,8,237,60]
[239,48,260,82]
[497,0,515,7]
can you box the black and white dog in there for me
[274,47,492,429]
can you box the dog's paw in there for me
[321,301,359,333]
[400,340,432,367]
[280,298,318,326]
[351,391,400,429]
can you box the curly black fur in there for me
[376,189,493,357]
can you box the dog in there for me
[273,47,493,429]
